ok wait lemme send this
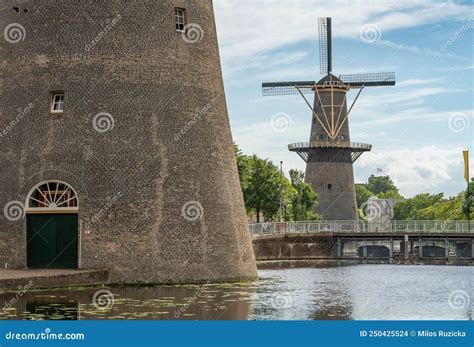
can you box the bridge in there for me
[249,221,474,261]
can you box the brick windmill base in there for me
[290,142,371,220]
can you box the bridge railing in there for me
[249,220,473,236]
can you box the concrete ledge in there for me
[256,258,474,269]
[0,269,109,291]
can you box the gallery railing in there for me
[288,141,372,150]
[249,220,473,236]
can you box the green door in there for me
[27,214,78,269]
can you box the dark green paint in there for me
[26,214,78,269]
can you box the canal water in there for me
[1,265,472,320]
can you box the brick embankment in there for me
[0,269,109,291]
[252,234,335,260]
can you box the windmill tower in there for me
[0,1,256,283]
[263,18,395,220]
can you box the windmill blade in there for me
[318,17,332,75]
[339,72,396,87]
[262,81,315,96]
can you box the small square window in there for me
[50,93,64,113]
[175,8,186,32]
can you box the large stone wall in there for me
[0,0,257,283]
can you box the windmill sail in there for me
[262,81,315,96]
[318,17,332,75]
[339,72,395,87]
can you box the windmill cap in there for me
[317,74,343,85]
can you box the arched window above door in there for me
[26,180,78,212]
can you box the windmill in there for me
[262,17,395,220]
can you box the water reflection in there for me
[1,283,255,320]
[253,266,473,320]
[0,265,472,320]
[25,301,78,320]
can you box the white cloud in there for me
[347,85,470,125]
[397,77,445,87]
[435,63,474,72]
[356,146,470,197]
[377,39,468,60]
[355,87,467,112]
[233,116,307,155]
[214,0,472,63]
[354,108,473,128]
[224,50,309,77]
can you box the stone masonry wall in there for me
[0,0,257,283]
[253,235,335,260]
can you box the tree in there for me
[246,156,297,222]
[462,179,474,220]
[355,172,473,221]
[366,175,398,195]
[233,144,321,222]
[234,145,296,222]
[417,195,464,220]
[393,193,445,220]
[234,144,251,193]
[377,189,404,200]
[288,169,319,221]
[355,184,373,208]
[356,177,403,209]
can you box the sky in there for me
[213,0,474,198]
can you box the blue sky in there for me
[213,0,473,198]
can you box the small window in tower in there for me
[175,8,186,32]
[328,184,332,190]
[50,92,64,114]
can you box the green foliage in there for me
[288,169,320,221]
[366,175,398,195]
[234,144,294,222]
[393,190,473,221]
[416,194,465,220]
[234,144,251,192]
[355,184,373,208]
[393,193,444,220]
[356,173,473,221]
[234,144,318,222]
[246,155,293,222]
[356,176,402,209]
[461,180,474,219]
[378,189,404,200]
